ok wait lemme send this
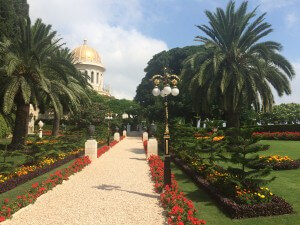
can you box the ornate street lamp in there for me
[105,112,113,146]
[151,68,180,186]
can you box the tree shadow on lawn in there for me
[93,184,159,199]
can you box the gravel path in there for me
[3,137,166,225]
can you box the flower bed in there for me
[0,151,83,194]
[171,156,293,219]
[0,156,91,222]
[97,137,125,158]
[97,145,110,158]
[109,140,118,148]
[252,132,300,140]
[252,155,300,170]
[148,155,206,225]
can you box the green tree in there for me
[44,48,91,136]
[135,46,203,123]
[0,0,29,41]
[0,18,78,148]
[223,128,275,190]
[182,1,295,128]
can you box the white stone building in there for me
[71,40,111,96]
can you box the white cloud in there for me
[258,0,297,11]
[27,0,168,99]
[285,13,299,28]
[274,61,300,104]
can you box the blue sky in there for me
[28,0,300,103]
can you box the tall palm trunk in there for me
[225,110,240,128]
[9,96,30,149]
[52,112,60,137]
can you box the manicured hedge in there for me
[0,152,83,194]
[246,124,300,132]
[171,156,293,219]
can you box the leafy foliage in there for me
[0,17,91,148]
[223,128,275,189]
[182,1,295,127]
[0,0,29,42]
[134,46,203,123]
[0,145,24,175]
[0,114,10,139]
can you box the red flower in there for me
[32,182,39,189]
[0,216,5,222]
[3,199,9,204]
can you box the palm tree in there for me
[0,18,75,148]
[182,1,295,127]
[39,48,91,136]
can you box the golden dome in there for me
[72,40,104,67]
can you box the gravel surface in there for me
[3,137,166,225]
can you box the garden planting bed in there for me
[0,152,83,194]
[252,160,300,170]
[171,156,293,219]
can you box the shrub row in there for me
[0,156,91,222]
[171,156,293,219]
[0,152,83,194]
[148,155,206,225]
[247,124,300,132]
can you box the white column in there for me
[147,138,158,158]
[85,139,98,161]
[114,132,120,141]
[143,132,148,141]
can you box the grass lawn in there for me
[171,140,300,225]
[0,159,75,203]
[259,140,300,159]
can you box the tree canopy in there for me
[181,1,295,127]
[134,46,203,123]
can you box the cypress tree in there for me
[223,128,275,189]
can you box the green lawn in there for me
[0,159,75,203]
[259,140,300,159]
[171,140,300,225]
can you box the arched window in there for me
[97,73,99,84]
[91,71,94,83]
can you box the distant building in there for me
[71,40,111,96]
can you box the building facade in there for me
[71,40,110,96]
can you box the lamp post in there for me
[105,112,113,146]
[151,68,180,186]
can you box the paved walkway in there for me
[3,137,166,225]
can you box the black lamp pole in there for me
[105,113,112,146]
[151,68,180,187]
[163,96,171,186]
[107,120,110,146]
